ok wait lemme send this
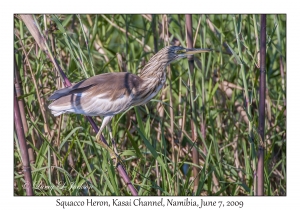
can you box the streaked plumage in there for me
[48,46,211,140]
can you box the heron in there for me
[48,46,211,153]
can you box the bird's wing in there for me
[49,72,138,100]
[48,85,94,100]
[48,72,142,116]
[48,73,110,100]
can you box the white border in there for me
[3,1,297,209]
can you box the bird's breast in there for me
[130,77,165,107]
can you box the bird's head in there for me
[162,45,212,64]
[140,45,212,78]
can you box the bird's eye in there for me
[175,49,186,54]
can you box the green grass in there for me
[14,14,286,196]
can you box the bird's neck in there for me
[140,64,167,90]
[130,61,168,106]
[140,59,168,81]
[133,55,172,105]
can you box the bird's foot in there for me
[111,138,118,155]
[95,132,102,142]
[95,133,120,167]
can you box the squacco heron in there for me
[48,46,211,149]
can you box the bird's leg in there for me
[95,116,120,165]
[95,115,113,142]
[95,127,104,143]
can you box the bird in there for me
[48,45,211,148]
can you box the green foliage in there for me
[14,14,286,195]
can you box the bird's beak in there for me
[184,48,212,55]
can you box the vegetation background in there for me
[14,14,286,196]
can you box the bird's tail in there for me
[48,95,76,116]
[48,101,69,116]
[49,109,66,116]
